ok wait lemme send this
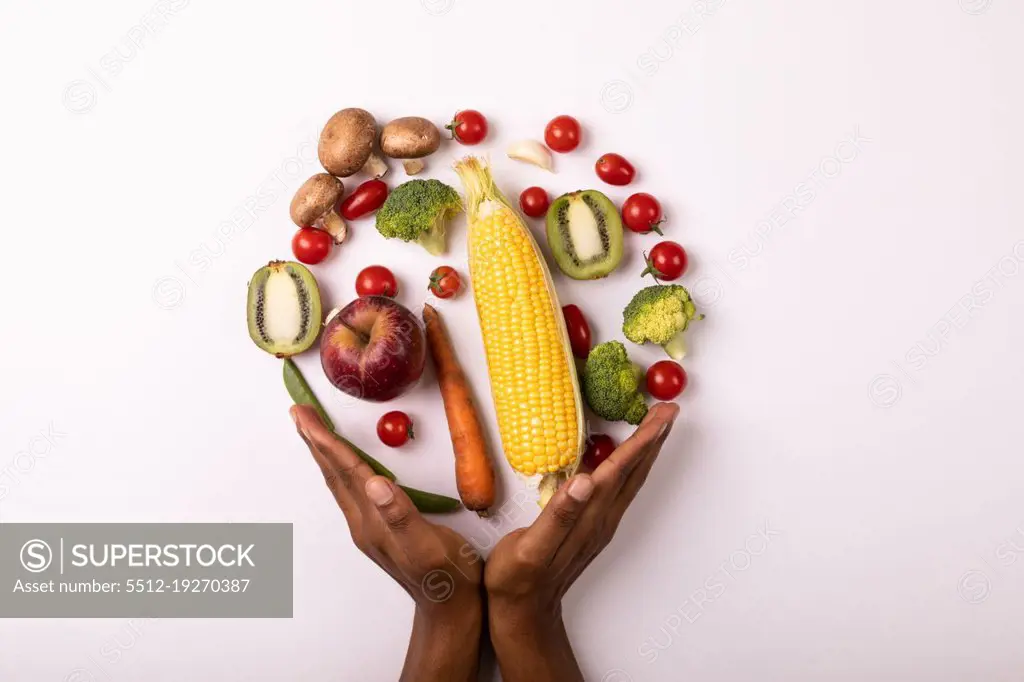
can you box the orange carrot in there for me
[423,303,496,515]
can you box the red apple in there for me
[320,296,426,402]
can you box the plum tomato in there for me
[595,153,635,186]
[340,179,388,220]
[561,304,592,359]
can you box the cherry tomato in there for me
[519,187,550,218]
[595,153,635,186]
[446,110,488,145]
[561,304,592,359]
[356,265,398,297]
[646,361,688,400]
[642,241,688,281]
[340,179,388,220]
[544,115,581,153]
[291,227,332,265]
[377,411,414,447]
[428,266,462,299]
[582,434,616,469]
[621,192,664,234]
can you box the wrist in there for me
[488,594,569,655]
[488,584,564,630]
[403,596,482,682]
[416,591,483,633]
[487,597,581,682]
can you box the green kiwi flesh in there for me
[247,261,322,357]
[545,190,624,280]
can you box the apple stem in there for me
[339,320,370,345]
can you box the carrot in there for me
[423,303,496,515]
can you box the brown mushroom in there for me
[290,173,347,244]
[318,108,388,178]
[380,116,441,175]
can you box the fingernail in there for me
[658,405,680,433]
[567,476,594,502]
[365,478,395,507]
[290,407,314,441]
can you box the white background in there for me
[2,0,1023,679]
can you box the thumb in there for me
[518,475,595,565]
[364,477,427,535]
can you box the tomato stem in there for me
[640,250,664,283]
[444,117,460,141]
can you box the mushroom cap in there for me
[380,117,441,160]
[290,173,343,226]
[318,108,377,177]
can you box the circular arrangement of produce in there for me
[246,108,703,514]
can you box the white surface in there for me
[2,0,1024,679]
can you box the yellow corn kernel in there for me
[455,157,584,496]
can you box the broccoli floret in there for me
[375,179,462,255]
[622,284,703,360]
[582,341,648,425]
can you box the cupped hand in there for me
[290,404,481,611]
[483,403,680,681]
[487,402,679,605]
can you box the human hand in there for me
[484,402,680,682]
[291,405,482,682]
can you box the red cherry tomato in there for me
[377,411,414,447]
[544,115,581,153]
[355,265,399,297]
[519,186,551,218]
[561,304,592,359]
[446,110,488,145]
[583,434,616,469]
[340,179,388,220]
[646,361,688,400]
[428,266,462,299]
[291,227,332,264]
[621,192,664,234]
[595,153,635,186]
[642,241,688,281]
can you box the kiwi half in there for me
[247,260,322,357]
[545,190,624,279]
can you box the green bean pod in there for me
[282,358,336,431]
[399,486,462,514]
[282,359,460,513]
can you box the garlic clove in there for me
[506,140,554,171]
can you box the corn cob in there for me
[454,157,584,505]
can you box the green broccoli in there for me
[622,284,703,360]
[375,179,462,255]
[582,341,648,425]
